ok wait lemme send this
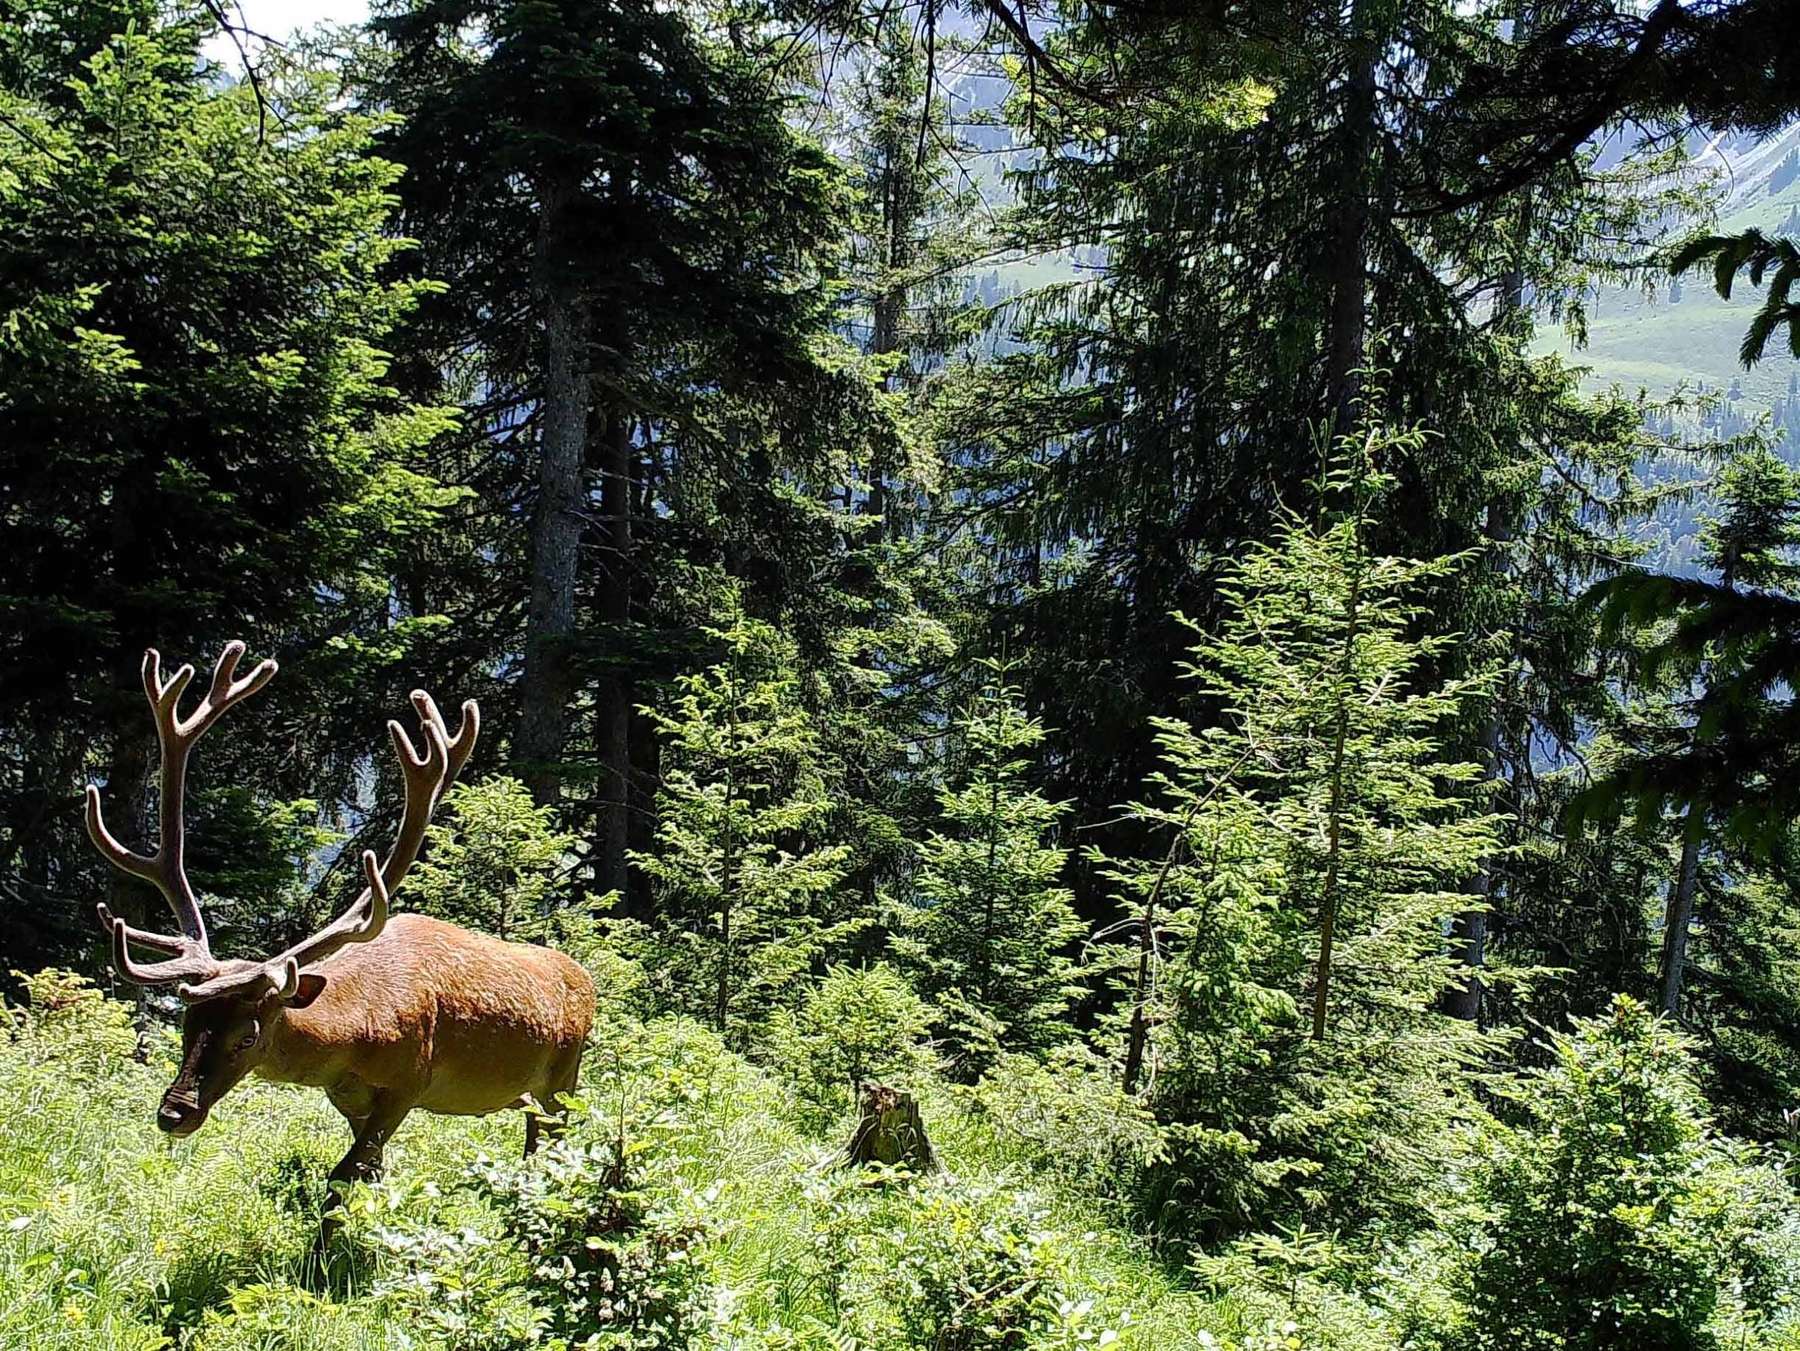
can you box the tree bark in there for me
[1444,502,1510,1023]
[1120,886,1157,1096]
[101,464,160,1017]
[100,708,155,1010]
[1441,695,1496,1022]
[593,409,633,902]
[867,143,899,525]
[1325,3,1377,430]
[1445,173,1533,1023]
[516,183,590,808]
[716,662,739,1038]
[845,1085,935,1172]
[1313,503,1368,1043]
[864,41,916,533]
[1658,805,1703,1016]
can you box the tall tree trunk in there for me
[1312,684,1354,1043]
[516,185,590,808]
[1658,804,1703,1016]
[1445,491,1515,1021]
[1442,709,1497,1022]
[626,698,658,917]
[620,440,661,920]
[716,658,740,1039]
[1313,496,1369,1043]
[1325,3,1377,429]
[593,409,634,901]
[1120,910,1154,1095]
[866,118,910,531]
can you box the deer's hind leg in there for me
[524,1044,584,1158]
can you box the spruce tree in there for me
[1092,422,1504,1240]
[407,777,576,941]
[898,666,1082,1077]
[938,0,1693,956]
[365,0,956,936]
[0,12,453,969]
[368,0,866,851]
[633,614,853,1047]
[1466,996,1793,1350]
[1569,433,1800,1070]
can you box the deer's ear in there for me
[286,973,328,1009]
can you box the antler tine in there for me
[260,690,476,980]
[410,691,480,804]
[376,705,448,890]
[95,902,185,955]
[86,641,278,989]
[268,849,390,975]
[105,913,218,986]
[177,641,279,740]
[142,649,195,719]
[85,785,163,889]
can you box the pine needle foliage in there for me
[898,665,1084,1080]
[1579,435,1800,850]
[1465,995,1796,1351]
[1092,420,1507,1241]
[407,776,576,942]
[634,615,854,1049]
[1669,228,1800,367]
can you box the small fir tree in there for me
[769,963,935,1116]
[634,616,854,1047]
[1092,422,1506,1240]
[1466,995,1795,1351]
[899,667,1083,1078]
[407,776,576,941]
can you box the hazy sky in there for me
[201,0,368,65]
[231,0,368,34]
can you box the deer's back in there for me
[273,913,595,1112]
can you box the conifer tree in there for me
[1575,435,1800,1034]
[634,615,854,1047]
[407,777,576,941]
[364,0,955,937]
[937,0,1693,945]
[368,0,871,873]
[0,12,454,968]
[898,666,1082,1077]
[1466,995,1793,1351]
[1092,421,1504,1240]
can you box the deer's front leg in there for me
[318,1091,414,1252]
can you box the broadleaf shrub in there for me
[1463,994,1799,1350]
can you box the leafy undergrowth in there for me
[4,975,1798,1351]
[0,975,1291,1351]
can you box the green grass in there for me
[1537,279,1798,406]
[0,981,1243,1351]
[7,976,1799,1351]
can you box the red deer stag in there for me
[86,642,594,1234]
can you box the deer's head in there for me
[86,642,477,1137]
[154,961,326,1135]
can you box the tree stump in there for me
[844,1084,936,1173]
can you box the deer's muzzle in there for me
[158,1094,207,1136]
